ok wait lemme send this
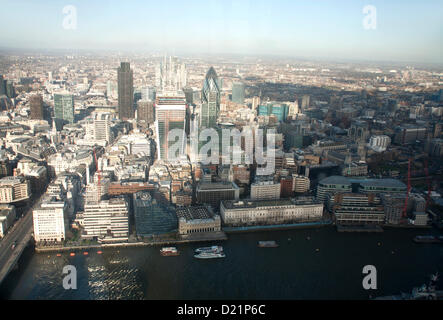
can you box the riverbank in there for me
[35,232,228,253]
[35,221,337,253]
[336,225,384,233]
[383,224,433,229]
[223,220,332,233]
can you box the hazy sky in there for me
[0,0,442,63]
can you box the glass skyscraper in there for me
[200,67,220,129]
[232,82,245,104]
[257,102,289,122]
[117,62,134,120]
[54,93,74,124]
[0,75,6,96]
[155,95,187,161]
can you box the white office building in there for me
[220,198,324,227]
[250,181,281,200]
[83,197,129,242]
[33,197,67,242]
[368,135,391,152]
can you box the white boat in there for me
[160,247,179,256]
[194,252,226,259]
[195,246,223,253]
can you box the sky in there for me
[0,0,442,64]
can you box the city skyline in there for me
[0,1,442,305]
[0,0,442,64]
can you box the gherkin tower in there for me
[200,67,220,129]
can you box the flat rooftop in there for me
[198,182,238,191]
[176,206,214,221]
[222,199,297,210]
[319,176,406,189]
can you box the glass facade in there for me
[54,93,74,124]
[201,67,220,128]
[133,192,178,236]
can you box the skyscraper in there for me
[200,67,220,128]
[137,100,155,125]
[0,75,6,96]
[5,81,15,99]
[30,94,44,120]
[54,93,74,124]
[92,113,113,144]
[155,95,187,161]
[117,62,134,120]
[232,82,245,104]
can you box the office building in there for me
[368,135,391,152]
[317,176,406,203]
[5,81,15,99]
[348,121,369,143]
[381,193,406,225]
[258,102,289,122]
[329,193,385,225]
[200,67,220,128]
[293,174,310,193]
[117,62,134,120]
[0,176,31,204]
[84,113,113,145]
[220,197,323,227]
[83,197,129,242]
[176,205,221,236]
[155,95,187,160]
[137,100,155,125]
[316,176,352,203]
[30,94,44,120]
[280,176,294,198]
[250,181,281,200]
[54,93,74,124]
[196,181,240,211]
[33,196,67,242]
[394,125,427,145]
[0,75,6,96]
[133,191,178,237]
[232,82,245,104]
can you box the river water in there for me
[1,227,442,300]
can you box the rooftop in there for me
[319,176,406,189]
[198,181,239,191]
[176,206,214,221]
[221,198,318,210]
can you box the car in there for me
[11,241,17,250]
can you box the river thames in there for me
[1,227,442,300]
